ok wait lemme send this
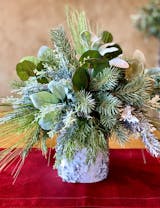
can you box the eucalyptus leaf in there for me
[101,31,113,43]
[36,61,45,71]
[79,50,102,62]
[125,60,144,80]
[16,60,36,81]
[80,58,108,77]
[72,67,90,91]
[48,81,66,100]
[84,58,106,65]
[99,47,119,56]
[37,46,49,58]
[80,30,92,49]
[104,44,122,59]
[92,61,109,77]
[39,111,57,130]
[20,56,40,66]
[109,57,129,68]
[36,61,49,83]
[37,77,48,84]
[30,91,59,109]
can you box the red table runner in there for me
[0,149,160,208]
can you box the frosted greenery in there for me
[0,8,160,177]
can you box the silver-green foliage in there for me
[75,90,95,117]
[50,26,77,68]
[111,124,130,146]
[117,76,152,107]
[91,67,120,91]
[0,8,160,175]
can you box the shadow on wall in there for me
[0,0,157,96]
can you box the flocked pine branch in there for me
[120,106,160,157]
[75,90,95,118]
[50,26,77,68]
[137,115,160,157]
[97,93,122,117]
[117,76,153,107]
[91,67,120,91]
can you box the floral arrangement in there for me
[0,9,160,182]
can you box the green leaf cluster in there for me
[16,50,57,83]
[30,91,60,109]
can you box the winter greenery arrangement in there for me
[0,8,160,183]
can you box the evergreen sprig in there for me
[50,26,77,67]
[98,93,121,115]
[111,123,130,145]
[75,90,95,117]
[91,67,120,91]
[117,77,152,107]
[100,115,117,130]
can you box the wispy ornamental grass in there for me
[0,106,48,182]
[66,7,90,55]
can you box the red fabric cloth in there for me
[0,149,160,208]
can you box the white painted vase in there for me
[57,147,109,183]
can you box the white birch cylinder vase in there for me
[56,147,109,183]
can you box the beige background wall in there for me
[0,0,158,97]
